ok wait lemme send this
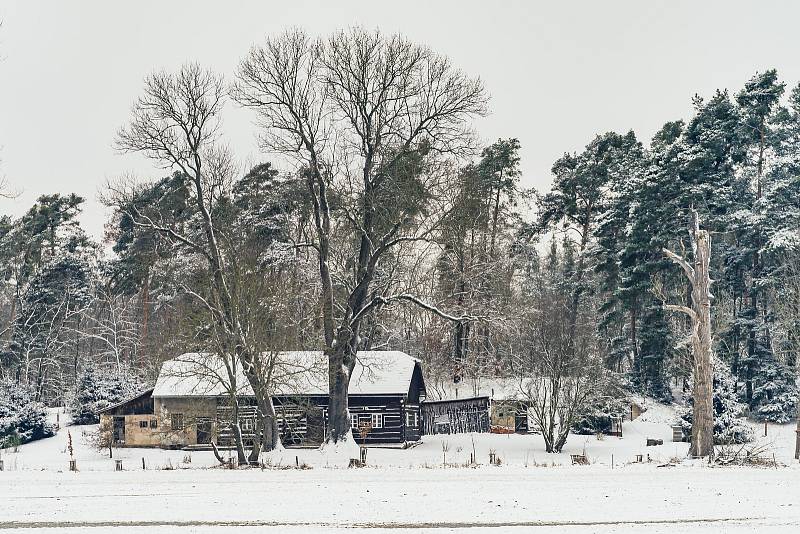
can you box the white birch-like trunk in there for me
[664,210,714,458]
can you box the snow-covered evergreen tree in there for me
[69,364,144,425]
[571,395,628,435]
[0,381,56,445]
[750,357,798,423]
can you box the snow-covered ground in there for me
[1,406,798,533]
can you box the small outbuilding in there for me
[428,378,532,433]
[420,396,490,435]
[98,388,157,447]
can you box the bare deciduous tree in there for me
[515,239,604,453]
[233,28,488,443]
[114,63,287,461]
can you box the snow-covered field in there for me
[1,406,798,533]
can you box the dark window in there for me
[139,420,148,429]
[171,413,184,431]
[150,418,158,429]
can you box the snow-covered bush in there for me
[571,396,628,435]
[679,362,753,444]
[750,358,798,424]
[0,382,56,445]
[70,364,144,425]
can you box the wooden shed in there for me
[427,378,532,433]
[98,388,159,447]
[420,396,490,435]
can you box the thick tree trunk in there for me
[249,396,280,462]
[567,212,592,349]
[327,347,353,443]
[7,296,15,342]
[690,224,714,458]
[543,432,554,453]
[664,210,714,458]
[229,401,248,466]
[452,247,469,381]
[746,129,766,405]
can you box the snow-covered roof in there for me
[152,350,422,398]
[426,377,527,402]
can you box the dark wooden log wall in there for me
[421,396,491,435]
[153,391,426,447]
[273,394,418,446]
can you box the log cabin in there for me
[98,350,427,448]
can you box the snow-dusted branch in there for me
[351,292,484,326]
[663,247,695,281]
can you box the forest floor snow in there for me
[1,406,798,533]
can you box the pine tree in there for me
[0,381,56,445]
[726,71,786,404]
[750,356,798,423]
[70,364,144,425]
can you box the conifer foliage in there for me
[70,365,144,425]
[0,382,56,446]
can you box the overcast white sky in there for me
[2,1,799,240]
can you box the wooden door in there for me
[112,416,125,444]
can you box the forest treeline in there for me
[1,30,797,451]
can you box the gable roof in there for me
[152,350,423,398]
[97,388,155,415]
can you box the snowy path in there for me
[1,467,798,533]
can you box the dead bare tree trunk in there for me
[663,209,714,458]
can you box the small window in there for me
[171,413,184,431]
[241,418,255,432]
[139,420,148,429]
[370,413,382,429]
[150,418,158,429]
[350,413,359,429]
[406,411,418,428]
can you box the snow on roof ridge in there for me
[153,349,419,398]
